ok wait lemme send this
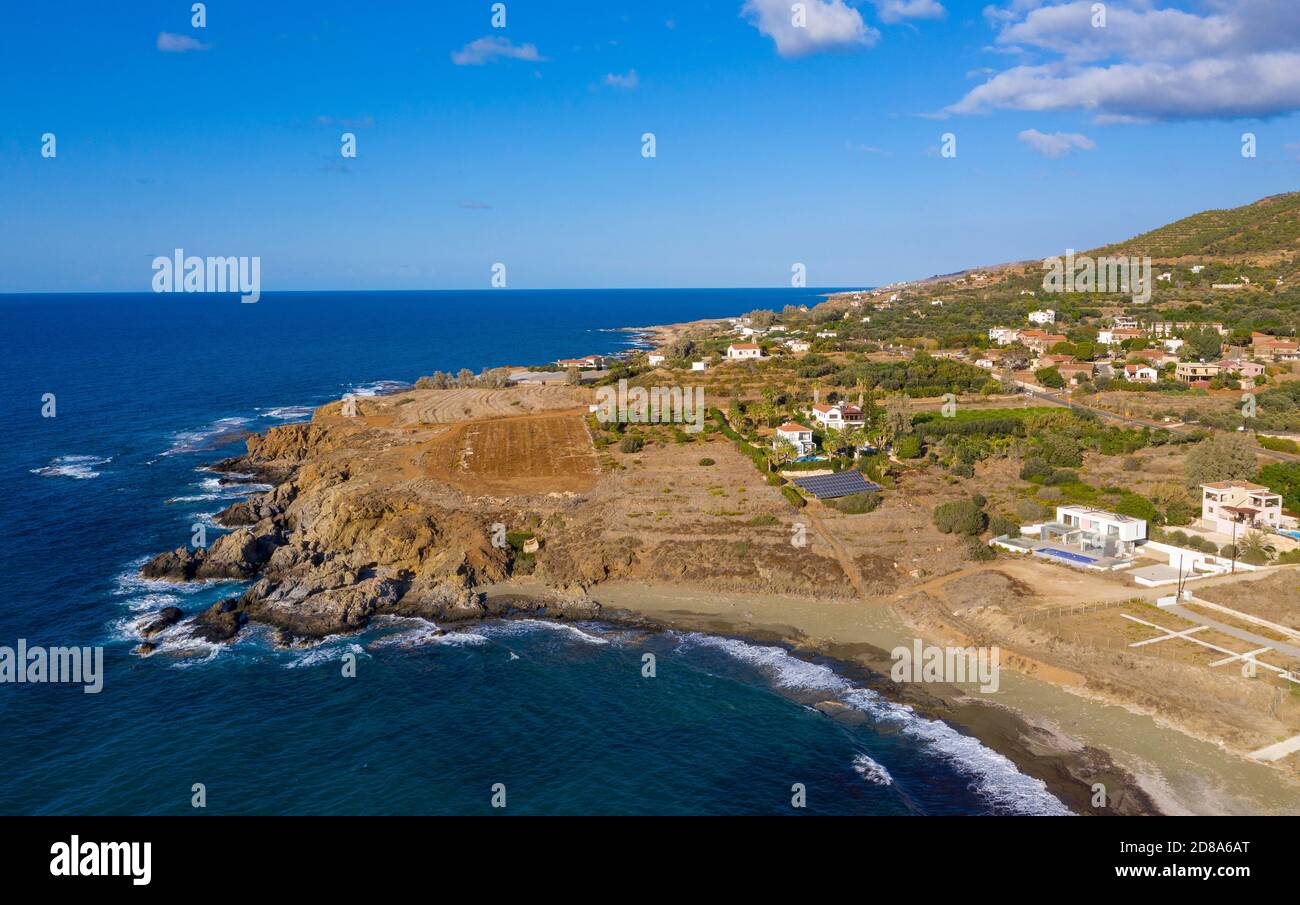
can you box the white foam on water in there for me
[259,405,314,421]
[852,753,894,787]
[479,619,611,646]
[163,417,254,456]
[347,379,411,398]
[370,621,489,648]
[676,632,1071,816]
[284,642,368,669]
[113,559,225,598]
[31,455,112,479]
[167,476,272,503]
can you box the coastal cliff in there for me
[139,386,850,647]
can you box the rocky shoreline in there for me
[133,394,1164,815]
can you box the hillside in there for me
[1092,191,1300,260]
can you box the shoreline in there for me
[133,316,1298,816]
[480,580,1160,815]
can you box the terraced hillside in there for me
[1093,191,1300,260]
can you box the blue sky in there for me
[4,0,1300,291]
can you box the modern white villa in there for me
[1028,309,1055,324]
[993,505,1147,570]
[810,403,865,429]
[774,422,815,456]
[1200,481,1284,535]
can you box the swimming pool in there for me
[1037,547,1099,566]
[1280,530,1300,540]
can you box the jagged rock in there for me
[133,642,158,657]
[191,598,245,643]
[140,606,184,638]
[141,547,203,581]
[247,577,401,637]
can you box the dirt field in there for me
[392,386,590,426]
[417,410,600,495]
[1197,570,1300,632]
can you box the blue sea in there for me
[0,290,1069,815]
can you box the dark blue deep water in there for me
[0,290,1068,815]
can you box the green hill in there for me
[1092,191,1300,259]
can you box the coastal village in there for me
[139,191,1300,812]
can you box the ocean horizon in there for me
[0,289,1067,815]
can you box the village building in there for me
[809,403,865,429]
[773,422,816,457]
[1200,481,1284,535]
[725,343,763,360]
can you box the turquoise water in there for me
[0,290,1069,815]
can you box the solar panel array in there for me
[791,471,882,500]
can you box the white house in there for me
[1047,505,1147,558]
[988,327,1020,346]
[691,361,707,372]
[1028,309,1055,325]
[785,340,811,353]
[646,353,665,366]
[810,403,865,429]
[816,330,838,339]
[1123,363,1158,383]
[1200,481,1283,535]
[774,422,815,457]
[726,343,763,360]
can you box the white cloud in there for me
[1016,128,1096,157]
[451,36,546,66]
[157,32,209,53]
[742,0,880,57]
[603,69,640,89]
[872,0,946,24]
[953,0,1300,121]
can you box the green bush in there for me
[1239,547,1272,566]
[1114,492,1158,523]
[1019,457,1051,481]
[1218,544,1238,559]
[834,492,881,514]
[933,499,987,536]
[698,457,715,466]
[619,435,645,454]
[964,538,997,561]
[1015,499,1049,522]
[748,514,779,526]
[895,435,923,459]
[989,514,1020,538]
[781,485,807,508]
[1276,549,1300,565]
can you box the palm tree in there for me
[769,436,796,472]
[1238,529,1277,565]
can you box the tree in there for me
[881,394,912,448]
[1183,325,1223,361]
[1114,492,1158,523]
[1258,462,1300,511]
[1183,433,1258,491]
[1035,367,1065,389]
[1238,530,1276,565]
